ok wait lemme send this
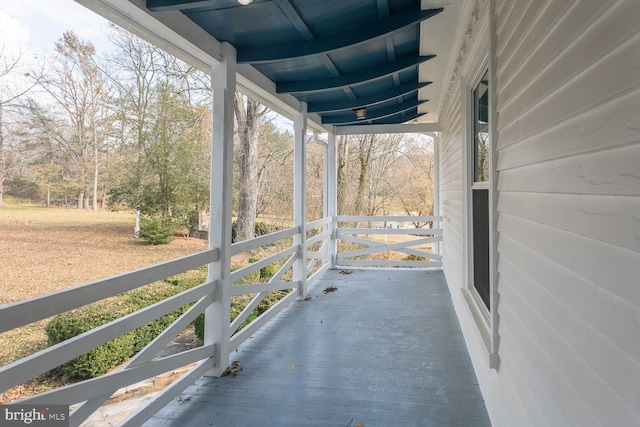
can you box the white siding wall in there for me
[439,0,640,425]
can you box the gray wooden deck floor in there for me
[145,268,491,426]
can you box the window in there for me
[473,71,490,183]
[471,69,490,311]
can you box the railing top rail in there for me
[337,215,442,222]
[231,226,299,256]
[338,228,442,235]
[0,248,219,334]
[0,282,215,393]
[305,216,332,229]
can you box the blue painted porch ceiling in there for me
[146,0,443,125]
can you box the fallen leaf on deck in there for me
[339,270,352,274]
[323,286,338,294]
[290,364,296,370]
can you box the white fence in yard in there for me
[0,215,440,426]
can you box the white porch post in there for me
[326,131,338,268]
[205,42,235,377]
[430,132,442,257]
[293,104,308,298]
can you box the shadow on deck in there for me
[145,268,491,426]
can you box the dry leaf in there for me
[355,422,364,427]
[290,364,296,370]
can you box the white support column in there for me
[429,132,442,257]
[292,104,308,299]
[205,42,236,377]
[326,131,338,268]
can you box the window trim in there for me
[460,7,500,369]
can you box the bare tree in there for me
[234,94,268,241]
[104,25,164,211]
[393,136,435,228]
[33,31,111,210]
[0,45,43,206]
[336,135,351,215]
[255,121,293,218]
[105,26,212,230]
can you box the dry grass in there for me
[0,199,208,402]
[0,204,208,306]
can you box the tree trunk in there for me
[92,127,99,211]
[336,135,349,215]
[234,95,262,242]
[354,135,373,217]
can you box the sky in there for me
[0,0,111,57]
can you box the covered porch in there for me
[146,268,490,426]
[1,1,485,425]
[3,0,638,425]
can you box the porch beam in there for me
[276,54,435,93]
[206,42,236,377]
[335,122,441,135]
[76,0,331,134]
[274,0,315,42]
[293,104,308,299]
[366,110,426,125]
[237,8,442,64]
[147,0,219,12]
[322,98,423,125]
[307,81,430,113]
[76,0,222,63]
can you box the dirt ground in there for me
[0,200,209,402]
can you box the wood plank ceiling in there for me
[146,0,443,126]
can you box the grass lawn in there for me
[0,197,208,402]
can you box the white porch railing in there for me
[0,215,438,426]
[227,226,301,351]
[227,217,334,351]
[0,249,218,427]
[336,215,442,268]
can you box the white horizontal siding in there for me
[498,192,640,252]
[497,143,640,196]
[498,224,640,396]
[438,81,466,293]
[438,0,640,426]
[492,0,640,425]
[498,0,640,147]
[497,86,640,171]
[498,0,622,123]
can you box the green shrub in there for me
[193,290,289,341]
[231,221,281,242]
[404,254,427,261]
[194,312,205,341]
[247,257,276,281]
[139,217,173,245]
[45,278,199,380]
[6,178,41,200]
